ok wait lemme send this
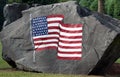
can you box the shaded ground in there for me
[107,63,120,75]
[0,68,103,77]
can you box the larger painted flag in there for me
[31,15,64,51]
[31,14,83,60]
[57,23,83,60]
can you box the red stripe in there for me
[57,56,81,60]
[34,42,58,45]
[60,23,83,27]
[59,39,82,44]
[47,14,64,18]
[58,51,82,54]
[33,37,58,41]
[60,29,82,33]
[58,50,82,53]
[48,21,61,24]
[48,26,59,29]
[59,35,82,39]
[58,45,82,49]
[35,46,57,51]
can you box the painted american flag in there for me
[31,14,83,60]
[31,15,64,51]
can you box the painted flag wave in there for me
[31,14,83,60]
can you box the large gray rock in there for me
[1,1,120,75]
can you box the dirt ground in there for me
[0,68,17,72]
[107,63,120,75]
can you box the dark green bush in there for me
[105,0,114,16]
[90,0,98,11]
[113,0,120,19]
[22,0,59,5]
[7,0,22,3]
[79,0,94,8]
[0,0,6,31]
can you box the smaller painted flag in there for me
[57,23,83,60]
[31,15,64,51]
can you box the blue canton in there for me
[31,16,48,37]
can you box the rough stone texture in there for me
[3,3,29,27]
[1,1,120,75]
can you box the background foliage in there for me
[0,0,6,31]
[79,0,120,19]
[5,0,120,20]
[7,0,70,4]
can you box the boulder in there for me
[1,1,120,75]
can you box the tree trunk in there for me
[98,0,104,13]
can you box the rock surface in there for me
[1,1,120,75]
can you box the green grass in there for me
[0,71,103,77]
[0,42,11,68]
[116,59,120,63]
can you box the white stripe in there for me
[58,47,82,52]
[58,53,82,57]
[47,17,63,22]
[48,29,59,33]
[59,42,82,47]
[59,37,82,41]
[48,23,59,27]
[60,24,82,31]
[35,44,58,48]
[60,31,82,36]
[34,39,58,43]
[33,35,59,39]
